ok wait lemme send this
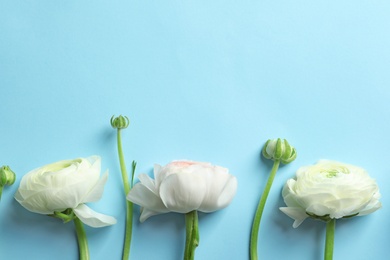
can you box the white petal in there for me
[14,189,56,214]
[279,207,308,228]
[127,182,169,217]
[73,204,117,228]
[198,174,237,212]
[358,191,382,216]
[138,174,158,193]
[153,164,164,187]
[139,208,167,223]
[159,172,206,213]
[80,170,109,203]
[215,176,237,208]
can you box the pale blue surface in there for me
[1,1,389,259]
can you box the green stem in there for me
[116,129,133,260]
[0,186,3,201]
[250,160,280,260]
[324,219,336,260]
[74,217,90,260]
[184,210,199,260]
[117,129,131,195]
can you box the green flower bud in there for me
[262,138,297,164]
[111,115,130,129]
[0,165,16,187]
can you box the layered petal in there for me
[280,160,381,227]
[139,208,167,223]
[159,172,207,213]
[73,204,117,227]
[358,191,382,216]
[279,207,308,228]
[129,160,237,221]
[127,174,169,221]
[197,168,237,212]
[15,188,59,214]
[15,156,113,228]
[80,170,109,203]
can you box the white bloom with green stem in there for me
[280,160,381,260]
[14,156,116,260]
[127,160,237,260]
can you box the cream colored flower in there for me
[127,160,238,222]
[15,156,116,228]
[280,160,381,228]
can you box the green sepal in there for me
[306,212,360,223]
[111,115,130,129]
[49,209,76,223]
[261,138,297,164]
[0,165,16,187]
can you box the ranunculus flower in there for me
[15,156,116,227]
[127,160,237,222]
[280,160,381,228]
[127,160,237,260]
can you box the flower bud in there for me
[0,165,16,187]
[111,115,130,129]
[262,138,297,164]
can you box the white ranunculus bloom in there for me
[15,156,116,228]
[127,160,238,222]
[280,160,381,228]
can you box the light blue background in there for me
[1,1,389,259]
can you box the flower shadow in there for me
[130,168,186,259]
[134,209,185,259]
[272,191,328,259]
[6,198,76,256]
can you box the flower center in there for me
[325,169,338,178]
[45,159,81,172]
[321,166,350,178]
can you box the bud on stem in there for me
[111,115,130,129]
[0,166,16,187]
[262,138,297,164]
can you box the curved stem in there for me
[117,129,130,195]
[250,160,280,260]
[184,210,199,260]
[116,129,133,260]
[324,219,336,260]
[74,217,90,260]
[53,209,75,223]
